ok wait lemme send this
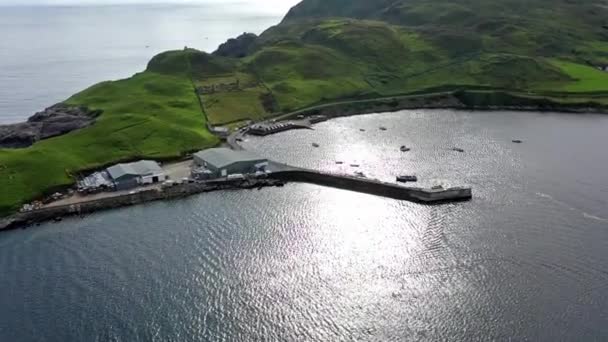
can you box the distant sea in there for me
[0,4,285,124]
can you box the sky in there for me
[0,0,300,12]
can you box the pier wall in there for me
[0,169,472,232]
[0,181,268,232]
[270,170,472,203]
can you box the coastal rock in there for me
[0,103,102,148]
[213,33,258,58]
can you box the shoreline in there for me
[0,165,473,232]
[2,90,605,224]
[275,91,608,122]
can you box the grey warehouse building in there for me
[193,148,268,178]
[107,160,167,191]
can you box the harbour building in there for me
[107,160,167,191]
[193,148,268,178]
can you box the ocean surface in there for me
[0,4,286,124]
[1,109,608,341]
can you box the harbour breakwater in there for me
[271,170,472,203]
[0,168,472,232]
[0,178,283,232]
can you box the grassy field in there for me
[2,0,608,217]
[194,71,274,125]
[202,86,270,124]
[542,60,608,92]
[0,71,218,216]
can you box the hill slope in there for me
[1,0,608,216]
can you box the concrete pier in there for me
[270,169,472,204]
[0,166,472,232]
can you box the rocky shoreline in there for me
[0,103,102,148]
[282,91,608,121]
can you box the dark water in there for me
[1,110,607,341]
[0,4,286,124]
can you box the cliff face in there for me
[213,33,258,58]
[0,104,101,148]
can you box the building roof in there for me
[194,148,266,169]
[107,160,163,180]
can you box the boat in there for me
[354,171,366,178]
[379,127,387,131]
[512,139,523,144]
[396,175,418,183]
[350,164,360,168]
[451,147,465,153]
[431,185,444,190]
[400,145,411,152]
[335,161,344,165]
[312,143,320,148]
[359,129,366,132]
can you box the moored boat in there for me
[354,171,366,178]
[396,175,418,183]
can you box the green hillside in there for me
[283,0,608,64]
[0,69,218,215]
[2,0,608,216]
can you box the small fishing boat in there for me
[452,147,465,153]
[350,164,360,168]
[335,161,344,165]
[379,127,387,131]
[431,185,444,190]
[512,139,523,144]
[360,129,366,132]
[400,145,411,152]
[396,175,418,183]
[312,143,320,148]
[354,171,366,178]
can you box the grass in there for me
[194,71,275,125]
[3,5,608,217]
[202,86,270,124]
[542,60,608,92]
[0,71,218,216]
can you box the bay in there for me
[1,109,607,341]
